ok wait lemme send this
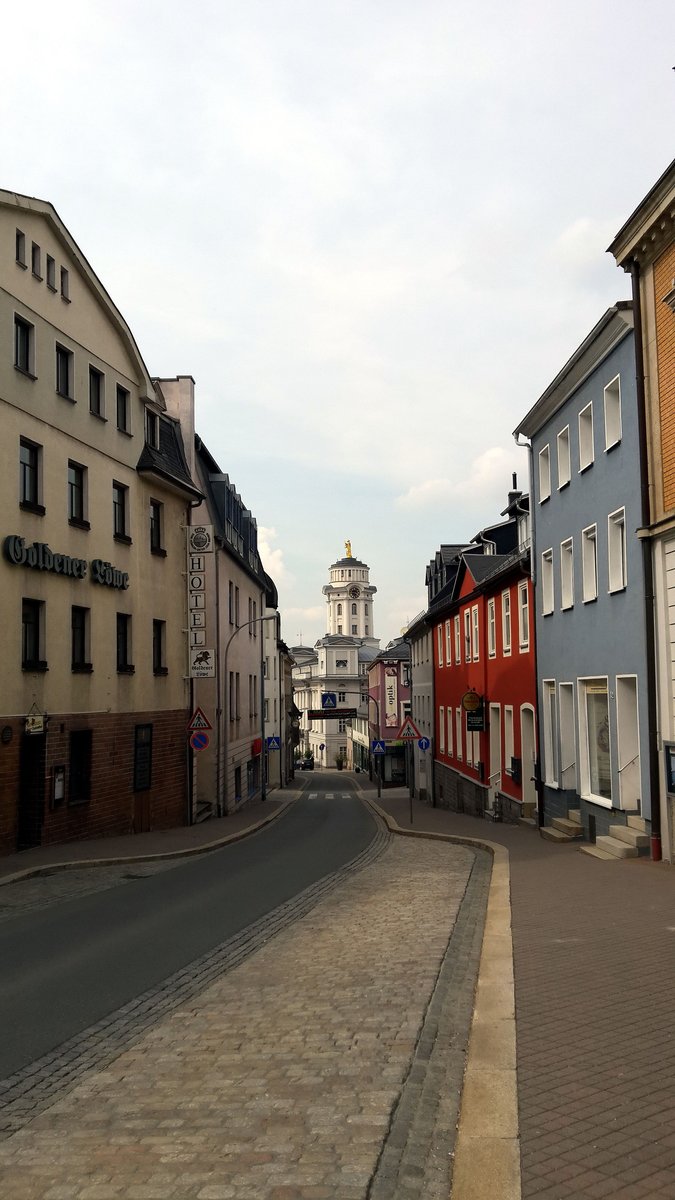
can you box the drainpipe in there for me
[514,432,545,829]
[630,259,662,861]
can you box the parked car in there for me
[301,758,314,770]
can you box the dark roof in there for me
[463,552,513,584]
[371,640,410,665]
[331,556,367,568]
[136,416,201,498]
[194,436,267,588]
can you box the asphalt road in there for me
[0,779,376,1078]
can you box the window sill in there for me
[22,660,48,672]
[151,546,167,558]
[20,500,46,516]
[582,595,598,604]
[153,667,169,676]
[116,427,133,438]
[47,283,57,293]
[117,665,135,675]
[519,642,530,652]
[67,797,90,808]
[609,585,627,596]
[32,272,43,282]
[539,494,550,505]
[14,365,37,381]
[605,439,621,453]
[72,662,93,673]
[578,462,593,475]
[114,533,133,546]
[16,260,27,270]
[61,294,71,304]
[90,410,107,421]
[69,517,90,531]
[56,390,75,403]
[557,480,571,491]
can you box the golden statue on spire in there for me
[345,539,352,558]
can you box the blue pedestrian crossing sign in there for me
[266,736,281,750]
[371,739,386,754]
[418,737,431,752]
[321,692,337,709]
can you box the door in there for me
[616,676,640,812]
[489,704,501,797]
[18,732,46,849]
[520,706,536,815]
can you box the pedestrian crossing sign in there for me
[397,716,421,740]
[187,706,212,731]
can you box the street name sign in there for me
[307,708,357,720]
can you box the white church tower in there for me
[291,542,380,771]
[322,540,378,643]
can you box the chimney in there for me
[507,472,521,508]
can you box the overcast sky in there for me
[4,1,674,647]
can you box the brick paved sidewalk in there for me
[0,836,483,1200]
[370,784,675,1200]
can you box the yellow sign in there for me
[462,690,482,713]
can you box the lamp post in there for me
[222,614,277,816]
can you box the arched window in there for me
[351,603,357,615]
[337,603,342,615]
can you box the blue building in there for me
[515,303,652,856]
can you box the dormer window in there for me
[146,409,160,448]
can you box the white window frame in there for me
[518,582,529,650]
[604,375,622,450]
[455,708,462,760]
[471,604,479,662]
[578,402,594,472]
[437,624,443,667]
[445,620,452,666]
[454,615,461,664]
[447,708,453,757]
[558,682,576,790]
[504,706,514,774]
[560,538,574,610]
[487,598,496,658]
[581,524,598,603]
[439,705,445,754]
[501,590,511,655]
[465,714,473,766]
[538,444,551,502]
[557,426,571,489]
[578,676,612,807]
[541,549,554,615]
[608,508,627,593]
[464,609,471,662]
[542,680,559,787]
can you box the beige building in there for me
[0,192,201,854]
[609,160,675,860]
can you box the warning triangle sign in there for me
[397,716,421,740]
[188,706,212,731]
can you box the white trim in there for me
[578,402,594,472]
[471,604,479,662]
[454,614,461,664]
[541,548,554,615]
[581,523,598,603]
[501,589,512,656]
[577,675,613,808]
[444,619,452,666]
[518,581,530,650]
[608,507,627,592]
[603,374,622,451]
[560,537,574,610]
[487,597,496,658]
[557,425,571,488]
[464,609,471,663]
[447,707,453,757]
[439,705,445,754]
[504,705,514,774]
[538,444,551,502]
[542,679,559,787]
[455,707,463,760]
[558,682,576,790]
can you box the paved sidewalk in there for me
[368,784,675,1200]
[0,833,484,1200]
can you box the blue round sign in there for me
[418,737,430,752]
[190,730,210,752]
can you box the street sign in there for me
[307,708,357,720]
[321,692,337,709]
[397,715,421,740]
[189,647,215,678]
[266,736,281,750]
[190,730,210,752]
[418,736,431,751]
[188,706,212,731]
[372,739,386,754]
[319,743,325,750]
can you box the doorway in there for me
[520,705,536,815]
[616,676,640,812]
[18,732,46,849]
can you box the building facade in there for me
[293,544,380,769]
[1,193,200,854]
[405,614,433,803]
[367,639,412,787]
[609,161,675,860]
[516,305,652,847]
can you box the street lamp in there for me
[222,614,277,816]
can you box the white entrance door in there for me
[489,704,501,798]
[521,705,536,814]
[616,676,640,812]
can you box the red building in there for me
[431,491,537,820]
[368,639,411,787]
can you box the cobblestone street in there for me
[0,836,487,1200]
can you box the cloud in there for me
[258,527,289,586]
[395,446,521,511]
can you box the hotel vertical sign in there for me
[188,525,215,678]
